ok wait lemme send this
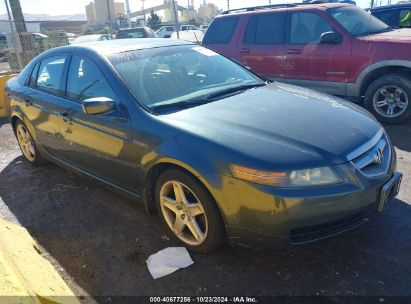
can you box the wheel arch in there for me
[352,61,411,99]
[143,159,228,225]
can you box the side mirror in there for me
[82,97,115,115]
[320,31,342,44]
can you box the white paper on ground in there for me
[146,247,194,279]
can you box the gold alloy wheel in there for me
[159,180,208,246]
[16,124,36,162]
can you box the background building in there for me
[85,2,97,23]
[85,0,126,25]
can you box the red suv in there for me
[203,3,411,123]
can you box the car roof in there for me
[219,3,351,16]
[369,3,411,11]
[48,38,193,56]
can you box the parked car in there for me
[368,3,411,28]
[200,24,209,33]
[203,3,411,123]
[4,39,401,253]
[156,25,199,38]
[156,26,176,38]
[71,34,111,44]
[115,27,157,39]
[170,30,204,43]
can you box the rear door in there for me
[57,54,137,191]
[236,12,286,78]
[23,54,69,157]
[202,16,240,59]
[283,11,351,95]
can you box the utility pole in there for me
[142,0,146,26]
[106,0,114,37]
[227,0,230,10]
[172,0,179,39]
[124,0,131,27]
[4,0,22,70]
[370,0,375,7]
[8,0,34,66]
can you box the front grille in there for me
[348,129,391,177]
[289,212,369,244]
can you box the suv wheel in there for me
[155,169,225,253]
[364,74,411,124]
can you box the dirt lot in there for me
[0,116,410,301]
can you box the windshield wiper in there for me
[205,83,266,100]
[150,99,212,111]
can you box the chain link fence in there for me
[0,23,71,74]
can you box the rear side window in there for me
[373,10,398,27]
[399,9,411,27]
[36,55,67,95]
[203,17,239,44]
[244,13,286,44]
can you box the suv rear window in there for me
[203,17,239,44]
[244,13,286,44]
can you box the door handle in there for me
[239,48,250,54]
[25,99,33,107]
[287,49,302,55]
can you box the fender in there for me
[347,60,411,97]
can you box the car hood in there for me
[159,83,381,170]
[364,28,411,42]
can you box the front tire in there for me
[364,74,411,124]
[14,119,46,166]
[155,169,225,253]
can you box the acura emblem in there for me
[374,147,384,164]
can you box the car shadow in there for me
[0,117,8,127]
[1,156,411,297]
[384,118,411,153]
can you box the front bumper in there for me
[216,166,402,247]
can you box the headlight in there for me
[230,165,341,187]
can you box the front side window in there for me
[290,12,333,44]
[203,17,239,44]
[245,13,286,44]
[399,9,411,27]
[109,45,264,108]
[36,55,67,95]
[329,6,391,36]
[67,56,116,101]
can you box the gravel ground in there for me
[0,116,410,301]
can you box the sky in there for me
[0,0,395,17]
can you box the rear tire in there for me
[364,73,411,124]
[14,119,47,166]
[155,169,225,253]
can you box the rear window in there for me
[203,17,239,44]
[244,13,286,44]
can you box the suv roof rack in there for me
[221,3,298,15]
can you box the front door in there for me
[236,12,286,79]
[57,55,138,191]
[283,11,351,95]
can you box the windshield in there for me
[328,6,392,36]
[109,45,264,109]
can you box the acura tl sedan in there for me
[5,39,402,253]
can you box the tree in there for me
[147,9,161,29]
